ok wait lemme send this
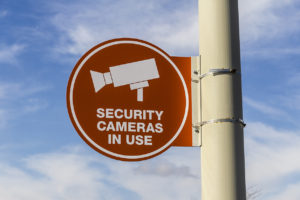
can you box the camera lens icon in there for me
[90,58,160,102]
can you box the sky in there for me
[0,0,300,199]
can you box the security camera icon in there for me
[90,58,160,102]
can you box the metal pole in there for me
[198,0,246,199]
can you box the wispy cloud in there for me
[49,0,198,56]
[0,109,8,128]
[245,122,300,199]
[0,1,299,200]
[0,82,50,129]
[279,92,300,111]
[0,121,299,200]
[0,10,8,18]
[0,149,118,200]
[244,96,300,128]
[23,98,48,113]
[0,82,49,101]
[243,47,300,58]
[0,44,25,64]
[287,72,300,86]
[47,0,300,58]
[244,97,286,116]
[0,146,201,200]
[239,0,300,61]
[134,159,198,178]
[272,182,300,200]
[240,0,300,44]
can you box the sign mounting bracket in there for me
[191,56,202,147]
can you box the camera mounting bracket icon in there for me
[90,58,160,102]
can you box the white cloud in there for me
[287,72,300,86]
[239,0,300,44]
[245,122,300,200]
[0,82,49,100]
[93,149,201,200]
[0,1,299,199]
[0,83,23,100]
[0,82,49,129]
[23,98,48,113]
[238,0,300,59]
[242,47,300,58]
[134,159,198,178]
[0,147,201,200]
[49,0,198,56]
[0,10,8,18]
[243,96,300,126]
[0,44,24,64]
[0,109,8,128]
[48,0,300,57]
[0,121,299,199]
[244,97,285,116]
[0,150,118,200]
[272,182,300,200]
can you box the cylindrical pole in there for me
[198,0,246,200]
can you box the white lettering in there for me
[134,110,143,120]
[97,121,163,133]
[136,122,145,132]
[108,134,111,144]
[115,109,123,119]
[106,108,114,118]
[155,111,164,120]
[97,121,106,131]
[112,134,121,144]
[147,110,155,120]
[96,108,164,121]
[146,123,155,133]
[155,123,163,133]
[128,122,136,132]
[96,108,105,118]
[124,109,133,119]
[116,121,127,132]
[106,121,115,131]
[144,135,152,145]
[135,135,144,145]
[126,135,134,145]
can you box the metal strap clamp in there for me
[192,68,238,83]
[192,124,201,134]
[199,117,246,127]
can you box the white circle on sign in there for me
[69,39,189,160]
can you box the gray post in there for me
[198,0,246,199]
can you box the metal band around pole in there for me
[191,68,238,83]
[200,117,246,127]
[200,68,237,79]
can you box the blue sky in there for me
[0,0,300,199]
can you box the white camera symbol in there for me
[90,58,160,102]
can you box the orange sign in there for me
[67,38,192,161]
